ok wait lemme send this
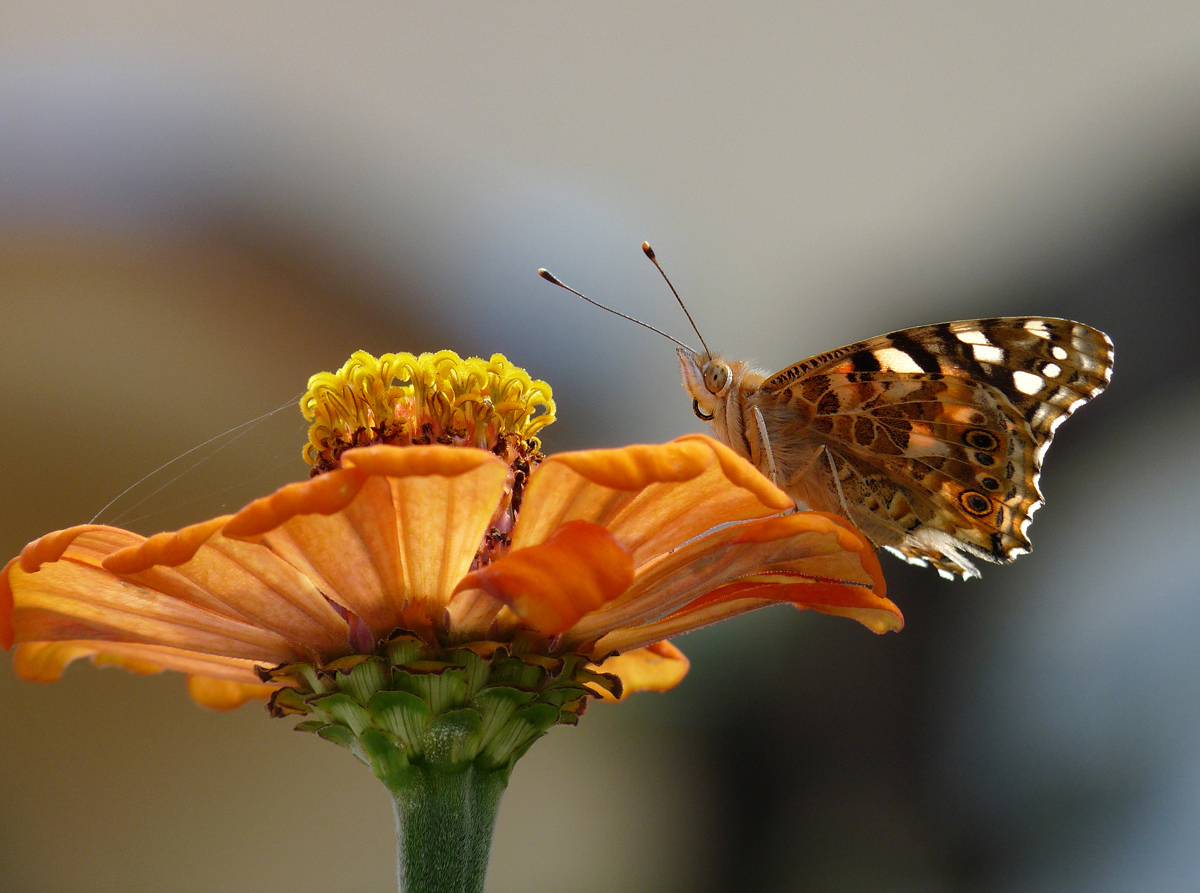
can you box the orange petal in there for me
[513,436,793,565]
[5,528,305,664]
[1,557,17,650]
[14,640,278,710]
[220,467,369,539]
[590,640,690,701]
[684,577,903,633]
[455,520,633,635]
[12,640,272,684]
[103,516,230,574]
[566,510,882,646]
[186,676,277,710]
[223,445,508,638]
[13,641,162,681]
[102,520,352,660]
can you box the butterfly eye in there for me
[703,362,731,395]
[692,399,714,421]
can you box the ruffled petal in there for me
[12,639,272,685]
[5,527,306,663]
[13,641,162,681]
[186,675,277,710]
[513,436,793,564]
[590,640,690,700]
[700,578,902,633]
[455,521,633,635]
[223,445,509,638]
[570,511,891,648]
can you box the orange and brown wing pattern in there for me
[760,318,1113,578]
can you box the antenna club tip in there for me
[641,241,656,259]
[537,268,560,284]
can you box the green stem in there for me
[390,765,509,893]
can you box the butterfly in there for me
[676,317,1113,578]
[539,248,1114,579]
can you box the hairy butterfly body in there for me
[678,318,1113,579]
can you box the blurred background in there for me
[2,4,1199,891]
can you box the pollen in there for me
[301,350,556,472]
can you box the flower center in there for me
[302,350,555,471]
[302,350,555,568]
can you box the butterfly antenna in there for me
[641,242,711,357]
[537,268,697,353]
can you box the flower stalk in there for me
[390,760,506,893]
[264,635,620,892]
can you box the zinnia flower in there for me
[1,349,900,893]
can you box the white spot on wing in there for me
[1051,345,1069,360]
[1042,363,1061,378]
[1030,404,1053,430]
[956,329,991,345]
[973,344,1005,364]
[1024,320,1052,339]
[875,347,925,373]
[1013,370,1044,395]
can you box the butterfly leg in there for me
[820,445,853,520]
[751,405,779,486]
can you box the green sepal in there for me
[520,653,565,675]
[368,689,433,755]
[395,665,470,715]
[472,686,537,750]
[336,656,390,705]
[293,719,325,733]
[537,684,592,708]
[308,692,373,735]
[267,686,312,717]
[260,661,332,694]
[421,708,483,770]
[487,656,546,690]
[383,633,430,666]
[316,723,356,749]
[323,653,375,675]
[359,728,417,790]
[449,648,491,698]
[476,702,559,771]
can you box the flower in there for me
[1,349,899,740]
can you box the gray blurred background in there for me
[2,4,1199,892]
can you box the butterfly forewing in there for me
[758,318,1113,579]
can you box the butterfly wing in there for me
[758,318,1113,578]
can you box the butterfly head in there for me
[676,348,733,423]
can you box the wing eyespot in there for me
[959,490,992,517]
[963,429,999,451]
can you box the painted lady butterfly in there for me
[678,318,1114,578]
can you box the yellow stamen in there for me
[301,350,555,469]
